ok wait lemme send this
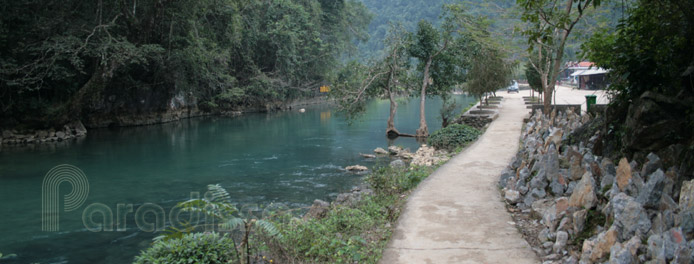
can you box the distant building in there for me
[559,61,609,90]
[571,68,609,90]
[560,61,595,84]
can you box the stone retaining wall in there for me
[499,109,694,263]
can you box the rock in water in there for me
[360,153,376,159]
[374,147,388,155]
[345,165,367,171]
[388,145,404,155]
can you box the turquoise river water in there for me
[0,95,474,263]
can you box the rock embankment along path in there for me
[380,92,538,263]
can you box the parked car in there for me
[507,80,519,93]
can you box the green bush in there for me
[428,123,481,150]
[134,232,238,264]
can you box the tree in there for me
[459,12,514,105]
[517,0,600,113]
[525,60,544,100]
[408,20,449,138]
[467,47,513,104]
[331,24,413,138]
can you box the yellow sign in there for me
[319,85,330,93]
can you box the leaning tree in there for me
[331,24,413,138]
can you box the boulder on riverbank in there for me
[303,199,330,220]
[1,120,88,146]
[373,147,388,155]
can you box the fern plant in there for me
[175,184,281,264]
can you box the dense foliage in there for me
[134,232,237,264]
[466,43,514,100]
[579,0,694,166]
[582,0,694,101]
[428,123,481,150]
[0,0,370,127]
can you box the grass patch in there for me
[266,166,434,263]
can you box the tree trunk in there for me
[545,0,577,114]
[543,85,553,114]
[541,69,552,114]
[416,57,433,138]
[386,85,400,138]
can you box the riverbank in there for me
[134,115,487,263]
[0,96,332,147]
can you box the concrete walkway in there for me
[380,92,539,264]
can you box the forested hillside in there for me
[357,0,625,62]
[0,0,370,128]
[357,0,518,59]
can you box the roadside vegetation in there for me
[134,166,438,264]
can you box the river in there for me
[0,95,474,264]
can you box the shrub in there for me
[134,232,238,264]
[428,123,481,150]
